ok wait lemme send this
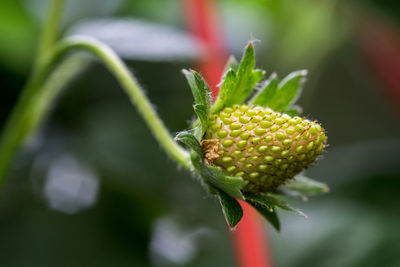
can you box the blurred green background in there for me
[1,0,400,266]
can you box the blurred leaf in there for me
[249,72,279,106]
[216,189,243,228]
[175,131,202,157]
[266,0,347,71]
[268,70,307,112]
[280,174,329,197]
[67,18,201,61]
[284,105,302,116]
[0,0,37,72]
[24,0,124,25]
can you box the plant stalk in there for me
[0,36,191,184]
[34,0,66,72]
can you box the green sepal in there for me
[193,104,208,139]
[216,188,243,228]
[203,165,244,200]
[175,131,203,158]
[279,174,329,198]
[246,192,307,231]
[212,69,236,113]
[284,105,302,117]
[182,69,212,110]
[245,194,275,211]
[247,199,280,232]
[249,72,279,106]
[189,151,244,200]
[268,70,307,112]
[223,55,239,73]
[183,69,212,136]
[263,194,307,218]
[212,42,265,112]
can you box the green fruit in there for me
[202,104,327,193]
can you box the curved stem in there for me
[0,36,191,183]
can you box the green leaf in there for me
[216,189,243,228]
[245,194,274,211]
[175,131,203,158]
[265,194,307,218]
[182,69,212,114]
[193,104,208,139]
[188,149,244,200]
[249,73,279,106]
[280,174,329,197]
[202,165,244,200]
[248,201,280,232]
[247,193,307,218]
[284,105,302,117]
[223,55,239,73]
[268,70,307,112]
[230,42,265,105]
[212,42,265,111]
[212,69,237,113]
[183,69,212,138]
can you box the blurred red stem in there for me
[356,17,400,113]
[181,0,228,101]
[181,0,273,266]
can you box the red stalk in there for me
[356,16,400,113]
[232,201,273,267]
[181,0,273,266]
[181,0,228,100]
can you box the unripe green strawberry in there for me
[201,104,327,194]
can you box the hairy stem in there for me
[0,36,191,184]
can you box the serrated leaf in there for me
[216,189,243,228]
[268,70,307,112]
[264,194,307,218]
[212,69,237,113]
[215,42,265,109]
[175,131,203,158]
[246,193,307,218]
[202,165,244,200]
[193,104,208,138]
[188,150,244,200]
[248,201,280,232]
[280,174,329,196]
[182,69,212,113]
[249,73,279,106]
[245,194,274,211]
